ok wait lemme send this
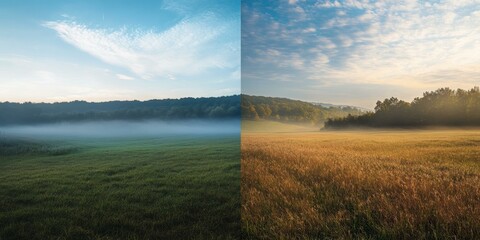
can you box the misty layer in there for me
[241,95,364,126]
[0,120,240,138]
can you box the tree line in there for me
[0,95,240,126]
[242,95,364,125]
[324,87,480,129]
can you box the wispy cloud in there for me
[311,0,480,88]
[243,0,480,106]
[116,73,135,81]
[0,0,239,102]
[0,55,137,102]
[43,14,239,80]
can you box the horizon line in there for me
[0,94,240,104]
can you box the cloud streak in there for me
[242,0,480,107]
[44,14,239,80]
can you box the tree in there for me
[324,87,480,129]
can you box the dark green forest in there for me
[241,95,363,125]
[0,95,240,125]
[324,87,480,129]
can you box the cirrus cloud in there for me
[43,14,239,80]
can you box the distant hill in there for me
[241,95,363,126]
[310,102,370,112]
[0,95,240,126]
[324,87,480,129]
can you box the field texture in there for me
[0,135,240,239]
[241,120,318,133]
[242,130,480,239]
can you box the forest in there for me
[241,95,363,125]
[0,95,240,125]
[324,87,480,129]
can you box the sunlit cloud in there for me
[243,0,480,107]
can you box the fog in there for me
[0,120,240,139]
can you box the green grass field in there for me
[0,134,240,239]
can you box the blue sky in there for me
[242,0,480,108]
[0,0,239,102]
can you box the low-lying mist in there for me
[0,119,240,139]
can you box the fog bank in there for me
[0,120,240,138]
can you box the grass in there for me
[241,120,318,133]
[0,134,240,239]
[242,129,480,239]
[0,137,77,156]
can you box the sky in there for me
[0,0,239,103]
[242,0,480,108]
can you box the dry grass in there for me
[242,120,319,133]
[242,130,480,239]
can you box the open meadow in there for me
[0,121,240,239]
[242,125,480,239]
[241,120,319,133]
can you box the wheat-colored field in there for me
[242,120,319,133]
[242,129,480,239]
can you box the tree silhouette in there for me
[324,87,480,129]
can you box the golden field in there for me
[242,128,480,239]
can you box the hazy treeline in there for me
[0,95,240,125]
[325,87,480,129]
[242,95,363,125]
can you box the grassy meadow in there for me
[0,133,240,239]
[242,123,480,239]
[241,120,318,133]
